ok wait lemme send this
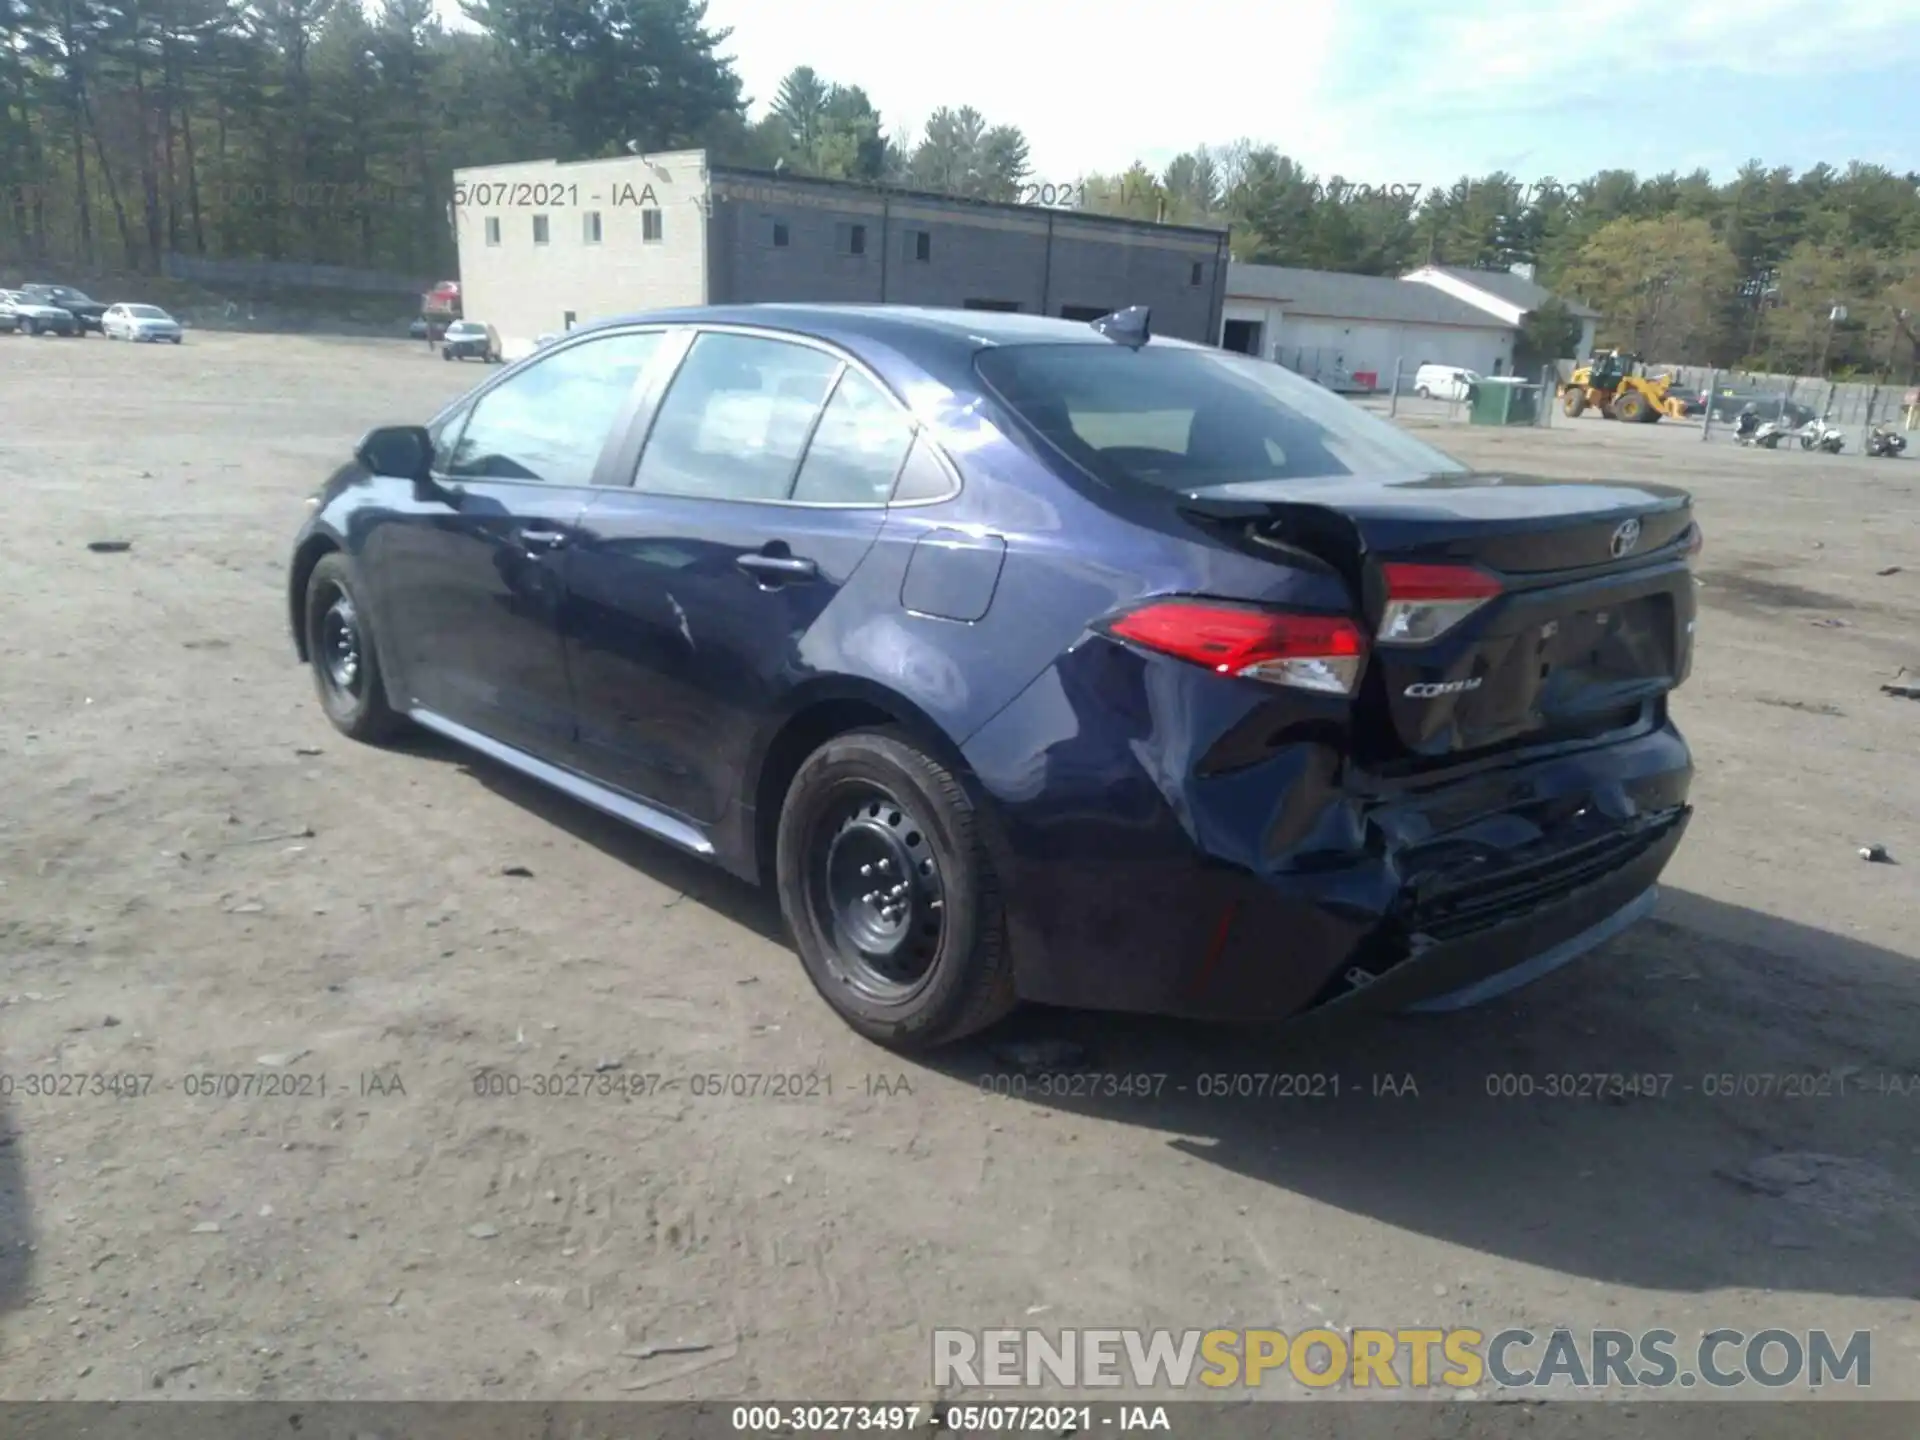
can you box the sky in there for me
[698,0,1920,190]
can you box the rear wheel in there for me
[1415,385,1431,399]
[1563,389,1586,418]
[776,728,1015,1051]
[304,553,406,744]
[21,319,36,336]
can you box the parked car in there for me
[1703,386,1814,429]
[102,302,184,343]
[408,317,429,341]
[0,289,78,336]
[441,319,502,363]
[1413,363,1478,401]
[288,304,1699,1051]
[19,283,106,333]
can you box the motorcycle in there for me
[1738,415,1788,449]
[1868,424,1907,459]
[1797,418,1846,454]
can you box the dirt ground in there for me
[3,331,1920,1410]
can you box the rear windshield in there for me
[975,343,1467,491]
[126,305,167,318]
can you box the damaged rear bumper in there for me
[967,670,1693,1022]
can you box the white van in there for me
[1413,364,1479,401]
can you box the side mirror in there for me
[355,424,433,481]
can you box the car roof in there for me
[569,303,1203,359]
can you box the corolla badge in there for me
[1610,518,1642,558]
[1405,678,1484,698]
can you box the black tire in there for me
[442,348,454,361]
[303,552,407,744]
[21,319,36,336]
[170,335,182,345]
[1415,385,1431,399]
[775,727,1016,1051]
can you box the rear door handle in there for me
[736,552,818,581]
[520,528,569,551]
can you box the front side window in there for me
[975,343,1467,492]
[444,331,663,486]
[634,333,841,501]
[791,368,916,504]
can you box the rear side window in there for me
[791,368,916,504]
[634,332,841,501]
[977,344,1467,491]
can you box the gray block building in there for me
[451,150,1230,359]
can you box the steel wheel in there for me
[807,784,946,1002]
[318,589,365,700]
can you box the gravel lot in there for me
[3,331,1919,1410]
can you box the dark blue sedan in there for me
[288,304,1699,1050]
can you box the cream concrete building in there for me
[451,150,1230,359]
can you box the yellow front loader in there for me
[1559,351,1691,422]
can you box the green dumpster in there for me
[1468,377,1540,426]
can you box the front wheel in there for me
[776,728,1016,1051]
[21,319,36,336]
[304,553,407,744]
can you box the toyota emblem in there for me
[1610,518,1642,558]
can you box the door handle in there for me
[520,528,569,551]
[736,552,818,581]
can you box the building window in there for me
[1222,319,1263,355]
[532,214,549,245]
[1190,261,1204,286]
[770,219,789,248]
[836,222,867,257]
[563,310,577,330]
[484,216,501,247]
[906,228,931,262]
[584,211,603,244]
[642,208,663,243]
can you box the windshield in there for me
[127,305,168,319]
[976,342,1468,491]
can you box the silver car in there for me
[0,289,78,337]
[103,303,184,344]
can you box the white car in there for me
[103,303,184,344]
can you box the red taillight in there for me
[1377,562,1502,645]
[1106,599,1366,696]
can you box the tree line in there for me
[1,0,1914,376]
